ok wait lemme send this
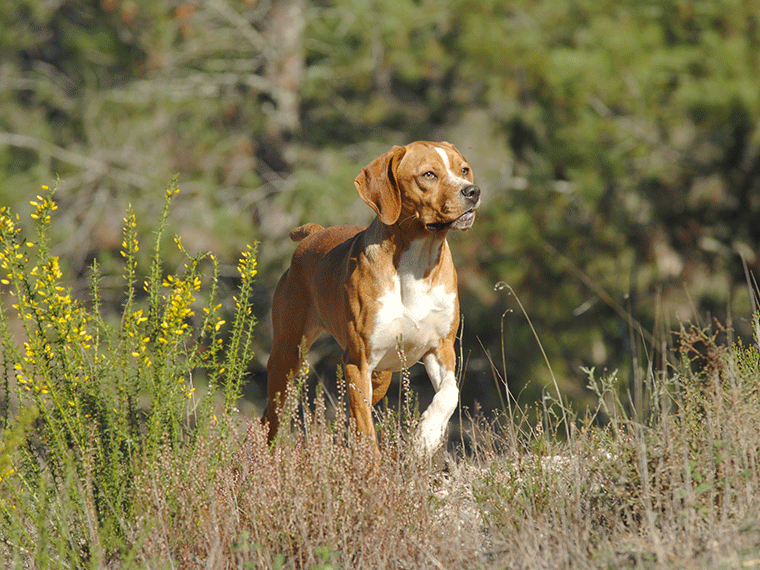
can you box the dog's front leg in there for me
[414,342,459,456]
[344,360,380,453]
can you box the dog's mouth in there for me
[451,209,477,230]
[426,209,477,232]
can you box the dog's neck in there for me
[366,216,447,278]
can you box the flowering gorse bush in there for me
[0,179,258,564]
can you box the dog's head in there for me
[354,141,481,232]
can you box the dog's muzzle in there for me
[426,185,481,232]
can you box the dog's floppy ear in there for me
[354,145,406,225]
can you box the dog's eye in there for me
[422,171,437,180]
[461,167,470,176]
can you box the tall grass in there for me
[472,318,760,569]
[1,181,759,569]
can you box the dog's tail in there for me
[289,223,324,242]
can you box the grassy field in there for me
[2,187,760,569]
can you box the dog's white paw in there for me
[413,427,444,457]
[413,378,458,457]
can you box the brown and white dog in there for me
[264,141,481,455]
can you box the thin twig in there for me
[495,281,570,440]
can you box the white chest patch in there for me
[368,241,457,372]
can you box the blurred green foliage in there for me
[1,0,759,412]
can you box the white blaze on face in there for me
[435,147,471,186]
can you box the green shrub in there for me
[0,179,258,566]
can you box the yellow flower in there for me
[237,244,258,280]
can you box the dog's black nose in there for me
[461,185,480,201]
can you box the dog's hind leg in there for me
[264,270,320,442]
